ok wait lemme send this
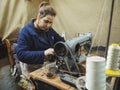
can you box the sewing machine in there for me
[54,32,92,76]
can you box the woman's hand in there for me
[44,48,54,56]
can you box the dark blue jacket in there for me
[16,20,65,64]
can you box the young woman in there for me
[16,2,65,65]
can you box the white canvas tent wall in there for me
[0,0,49,40]
[0,0,120,46]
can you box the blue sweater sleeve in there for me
[16,28,44,64]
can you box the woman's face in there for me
[37,15,55,31]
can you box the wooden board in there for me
[29,67,76,90]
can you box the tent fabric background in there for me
[0,0,48,40]
[50,0,120,46]
[0,0,120,46]
[0,0,27,40]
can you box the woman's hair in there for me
[38,1,56,18]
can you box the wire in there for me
[88,0,108,55]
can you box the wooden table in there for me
[29,66,76,90]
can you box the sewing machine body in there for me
[54,32,92,75]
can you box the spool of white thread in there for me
[86,56,106,90]
[106,44,120,70]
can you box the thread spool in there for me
[86,56,106,90]
[106,44,120,76]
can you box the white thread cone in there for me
[86,56,106,90]
[106,45,120,70]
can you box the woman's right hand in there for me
[44,48,54,56]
